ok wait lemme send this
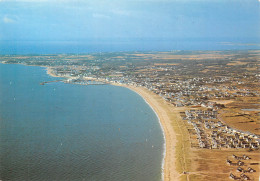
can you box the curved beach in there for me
[121,85,180,181]
[46,67,181,180]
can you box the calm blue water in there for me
[0,63,164,181]
[0,38,259,54]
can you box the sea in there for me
[0,39,258,181]
[0,63,164,181]
[0,38,259,54]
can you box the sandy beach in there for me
[121,85,181,181]
[44,73,260,181]
[46,67,61,78]
[111,84,260,181]
[45,67,184,180]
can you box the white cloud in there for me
[219,42,260,46]
[3,16,15,23]
[92,13,111,19]
[110,9,131,16]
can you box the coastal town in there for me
[0,50,259,180]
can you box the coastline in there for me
[46,67,63,78]
[2,50,260,180]
[44,67,181,180]
[116,84,180,181]
[123,85,167,181]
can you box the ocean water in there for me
[0,38,259,54]
[0,63,164,181]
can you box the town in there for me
[1,50,259,180]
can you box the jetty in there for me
[65,78,108,85]
[40,80,63,85]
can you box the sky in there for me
[0,0,259,52]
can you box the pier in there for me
[66,80,108,86]
[40,80,63,85]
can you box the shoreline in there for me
[122,85,167,181]
[2,51,260,180]
[44,67,181,180]
[46,67,64,78]
[116,84,180,181]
